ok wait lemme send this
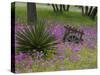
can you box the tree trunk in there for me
[55,4,59,11]
[63,5,66,11]
[52,4,56,12]
[60,5,63,12]
[66,5,70,11]
[88,6,93,16]
[85,6,89,16]
[91,7,97,20]
[52,4,59,12]
[81,6,84,16]
[27,3,37,25]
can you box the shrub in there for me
[16,22,57,55]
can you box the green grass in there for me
[64,47,97,70]
[37,8,96,26]
[15,3,27,24]
[15,3,96,26]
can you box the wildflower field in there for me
[14,2,97,73]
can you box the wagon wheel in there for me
[65,33,80,44]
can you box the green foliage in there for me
[15,3,27,24]
[43,49,56,59]
[16,22,56,54]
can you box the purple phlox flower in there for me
[15,24,24,32]
[28,59,33,65]
[76,26,96,49]
[80,26,97,37]
[47,25,65,40]
[67,42,82,52]
[34,51,44,58]
[49,59,54,63]
[15,52,27,63]
[85,39,95,48]
[15,23,32,33]
[58,55,65,60]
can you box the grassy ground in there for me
[15,46,97,73]
[15,3,96,26]
[15,2,27,24]
[65,47,97,70]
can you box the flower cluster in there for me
[47,24,65,41]
[80,26,97,49]
[15,23,97,73]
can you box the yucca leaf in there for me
[16,22,57,55]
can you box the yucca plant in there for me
[16,22,57,55]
